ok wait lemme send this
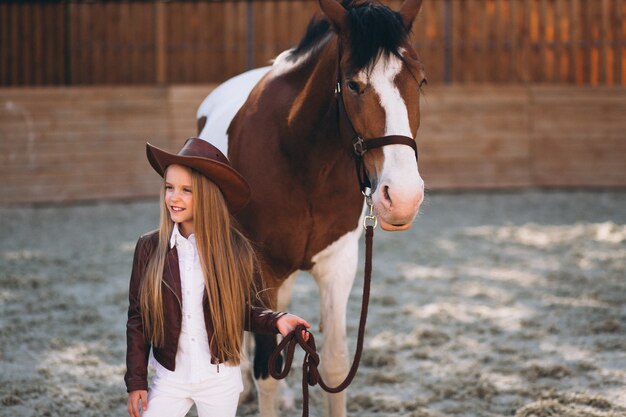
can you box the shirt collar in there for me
[170,223,196,249]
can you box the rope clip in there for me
[363,189,377,229]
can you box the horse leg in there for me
[310,225,362,417]
[255,332,280,417]
[239,334,255,404]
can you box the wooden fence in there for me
[2,0,625,86]
[1,85,624,204]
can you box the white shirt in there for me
[151,224,214,384]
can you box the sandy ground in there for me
[1,190,625,417]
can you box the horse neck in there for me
[283,36,343,152]
[275,36,362,202]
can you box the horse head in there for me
[320,0,426,231]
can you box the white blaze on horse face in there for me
[364,54,424,230]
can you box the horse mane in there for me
[291,0,409,72]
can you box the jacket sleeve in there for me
[124,236,152,392]
[244,304,287,334]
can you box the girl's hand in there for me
[127,390,148,417]
[277,313,312,342]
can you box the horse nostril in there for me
[383,185,391,204]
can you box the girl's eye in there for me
[165,185,173,190]
[183,188,192,193]
[346,80,361,93]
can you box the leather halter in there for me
[334,40,418,194]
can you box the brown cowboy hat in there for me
[146,137,251,213]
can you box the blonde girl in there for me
[125,138,310,417]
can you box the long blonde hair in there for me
[140,166,256,365]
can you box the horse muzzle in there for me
[372,177,424,231]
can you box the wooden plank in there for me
[2,84,626,203]
[424,0,444,85]
[41,3,53,84]
[10,3,20,85]
[179,2,192,83]
[543,0,552,82]
[538,0,548,82]
[0,4,9,85]
[77,3,91,84]
[195,1,210,83]
[68,2,79,84]
[261,1,275,69]
[57,2,67,85]
[581,0,592,84]
[31,3,43,85]
[419,84,532,187]
[276,0,291,56]
[223,1,236,80]
[22,3,33,85]
[252,0,263,69]
[93,2,106,84]
[493,0,504,83]
[210,0,225,80]
[478,0,488,83]
[528,0,540,82]
[569,0,580,83]
[508,0,518,82]
[116,2,128,83]
[588,0,600,85]
[143,3,157,84]
[599,0,609,84]
[236,0,247,74]
[554,0,564,82]
[616,0,624,85]
[531,85,626,185]
[519,0,531,82]
[105,2,117,84]
[2,0,625,87]
[165,2,177,83]
[469,0,480,82]
[452,0,464,82]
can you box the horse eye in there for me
[346,80,361,93]
[419,78,428,89]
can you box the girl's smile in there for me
[164,164,194,237]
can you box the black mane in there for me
[291,0,409,72]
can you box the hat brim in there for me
[146,143,250,213]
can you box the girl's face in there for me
[164,164,194,237]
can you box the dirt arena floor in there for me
[1,190,625,417]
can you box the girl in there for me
[125,138,311,417]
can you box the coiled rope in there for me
[269,224,374,417]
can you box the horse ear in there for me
[318,0,348,32]
[398,0,423,30]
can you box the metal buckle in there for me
[362,189,377,229]
[353,137,366,156]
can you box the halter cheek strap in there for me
[334,41,418,194]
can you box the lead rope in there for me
[269,192,377,417]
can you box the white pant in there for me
[142,365,243,417]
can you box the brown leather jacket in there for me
[124,230,284,392]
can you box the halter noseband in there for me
[334,41,418,194]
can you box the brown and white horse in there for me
[197,1,425,416]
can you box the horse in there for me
[197,1,426,416]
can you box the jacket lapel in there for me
[163,247,183,302]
